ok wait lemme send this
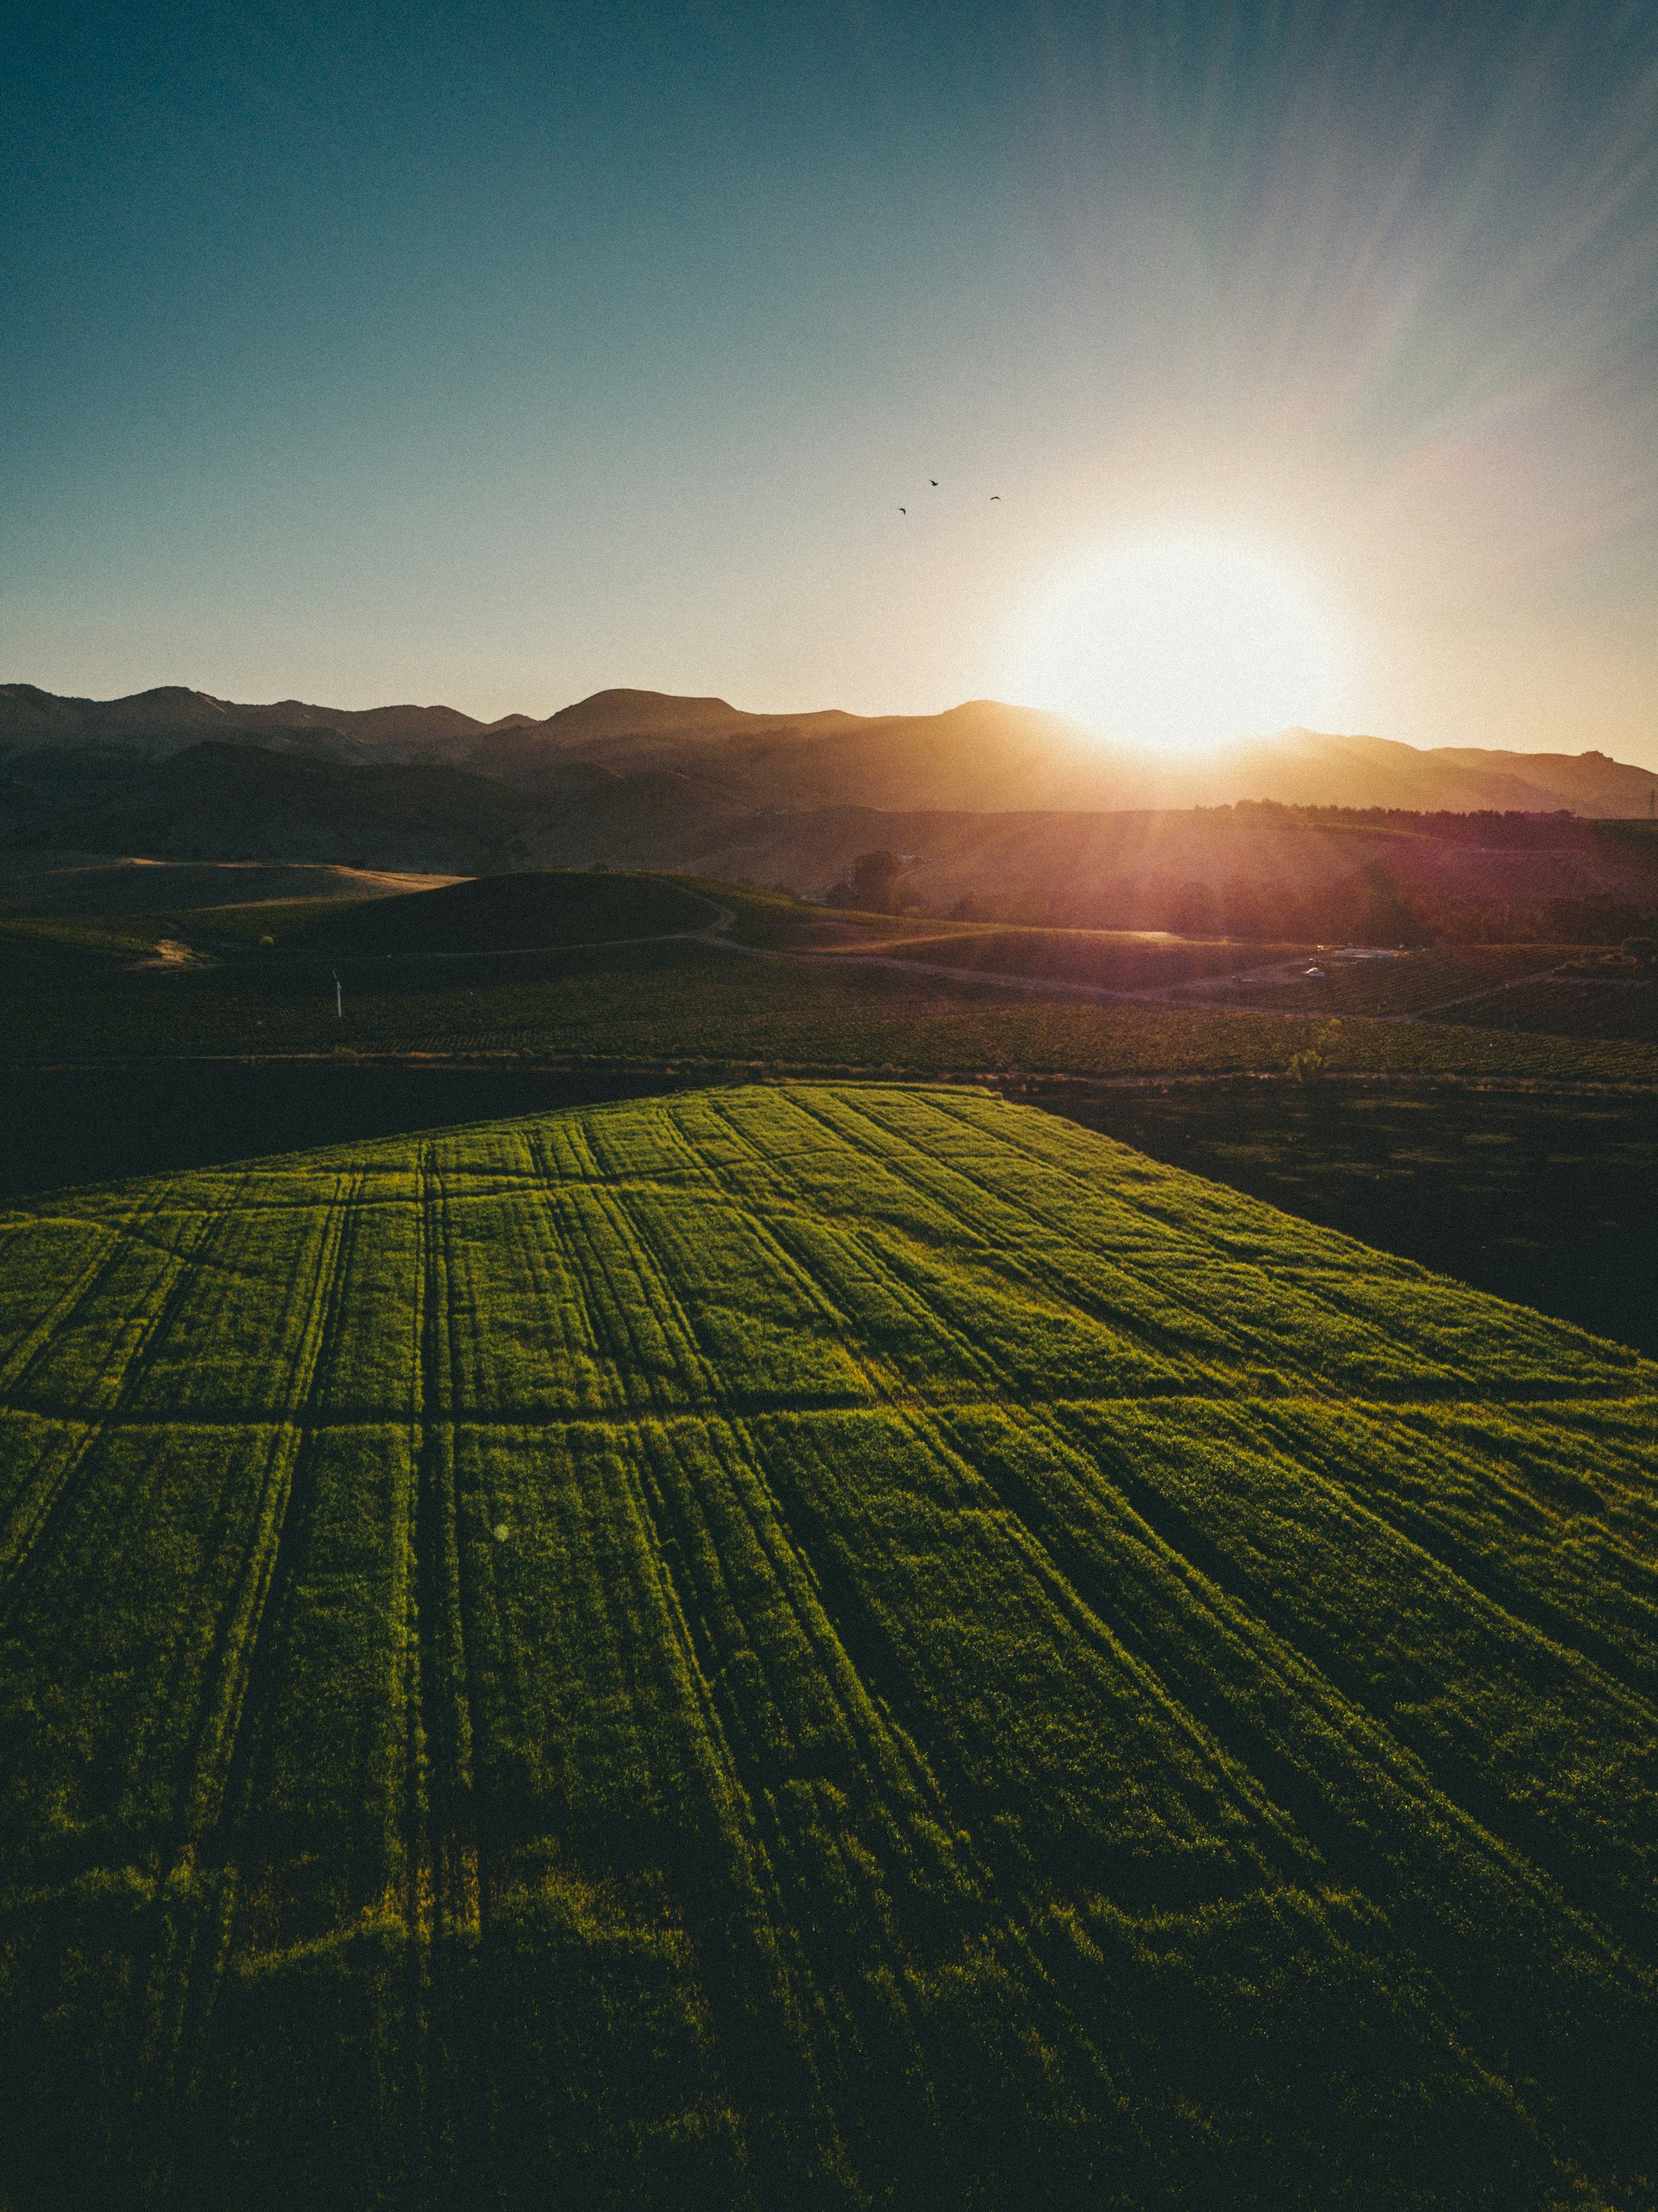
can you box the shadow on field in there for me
[0,1063,691,1196]
[1039,1081,1658,1356]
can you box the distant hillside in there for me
[0,682,520,763]
[10,734,1658,940]
[672,800,1658,938]
[28,741,533,874]
[7,679,1657,816]
[496,692,1658,816]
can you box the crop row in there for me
[1,1087,1655,2206]
[1430,972,1658,1042]
[6,1090,1643,1431]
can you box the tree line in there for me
[825,849,1657,946]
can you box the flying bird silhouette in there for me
[990,494,1001,501]
[899,506,907,513]
[930,479,939,487]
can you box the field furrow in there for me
[819,1089,1463,1396]
[1064,1400,1658,1950]
[932,1089,1649,1397]
[1,1084,1654,2210]
[1257,1398,1658,1700]
[962,1398,1658,2163]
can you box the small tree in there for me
[1287,1043,1327,1087]
[849,850,903,913]
[1289,1021,1342,1087]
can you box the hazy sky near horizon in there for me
[5,1,1658,761]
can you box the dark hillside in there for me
[0,1087,1654,2208]
[0,683,500,758]
[34,741,533,872]
[290,868,715,954]
[8,737,1658,949]
[661,802,1658,939]
[461,754,751,860]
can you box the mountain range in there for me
[5,680,1656,816]
[3,682,1657,931]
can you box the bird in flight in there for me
[899,506,907,514]
[990,494,1001,501]
[930,479,939,487]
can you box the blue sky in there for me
[4,1,1658,759]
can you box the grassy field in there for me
[0,1086,1655,2209]
[241,870,717,955]
[3,864,1653,1066]
[0,870,716,958]
[1218,946,1573,1015]
[1,1067,1652,1359]
[1431,972,1658,1042]
[714,900,1644,1037]
[4,935,1658,1086]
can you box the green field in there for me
[0,870,714,960]
[2,865,1656,1083]
[1212,947,1573,1016]
[1434,972,1658,1043]
[2,1086,1656,2209]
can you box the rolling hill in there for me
[0,1086,1654,2209]
[0,853,459,915]
[284,869,716,955]
[8,685,1658,945]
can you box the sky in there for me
[4,0,1658,762]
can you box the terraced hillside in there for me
[1,1087,1655,2210]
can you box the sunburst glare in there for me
[1012,537,1353,757]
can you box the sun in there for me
[1011,537,1350,756]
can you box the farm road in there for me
[123,890,1588,1037]
[715,931,1576,1027]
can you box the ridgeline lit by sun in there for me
[1010,539,1352,758]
